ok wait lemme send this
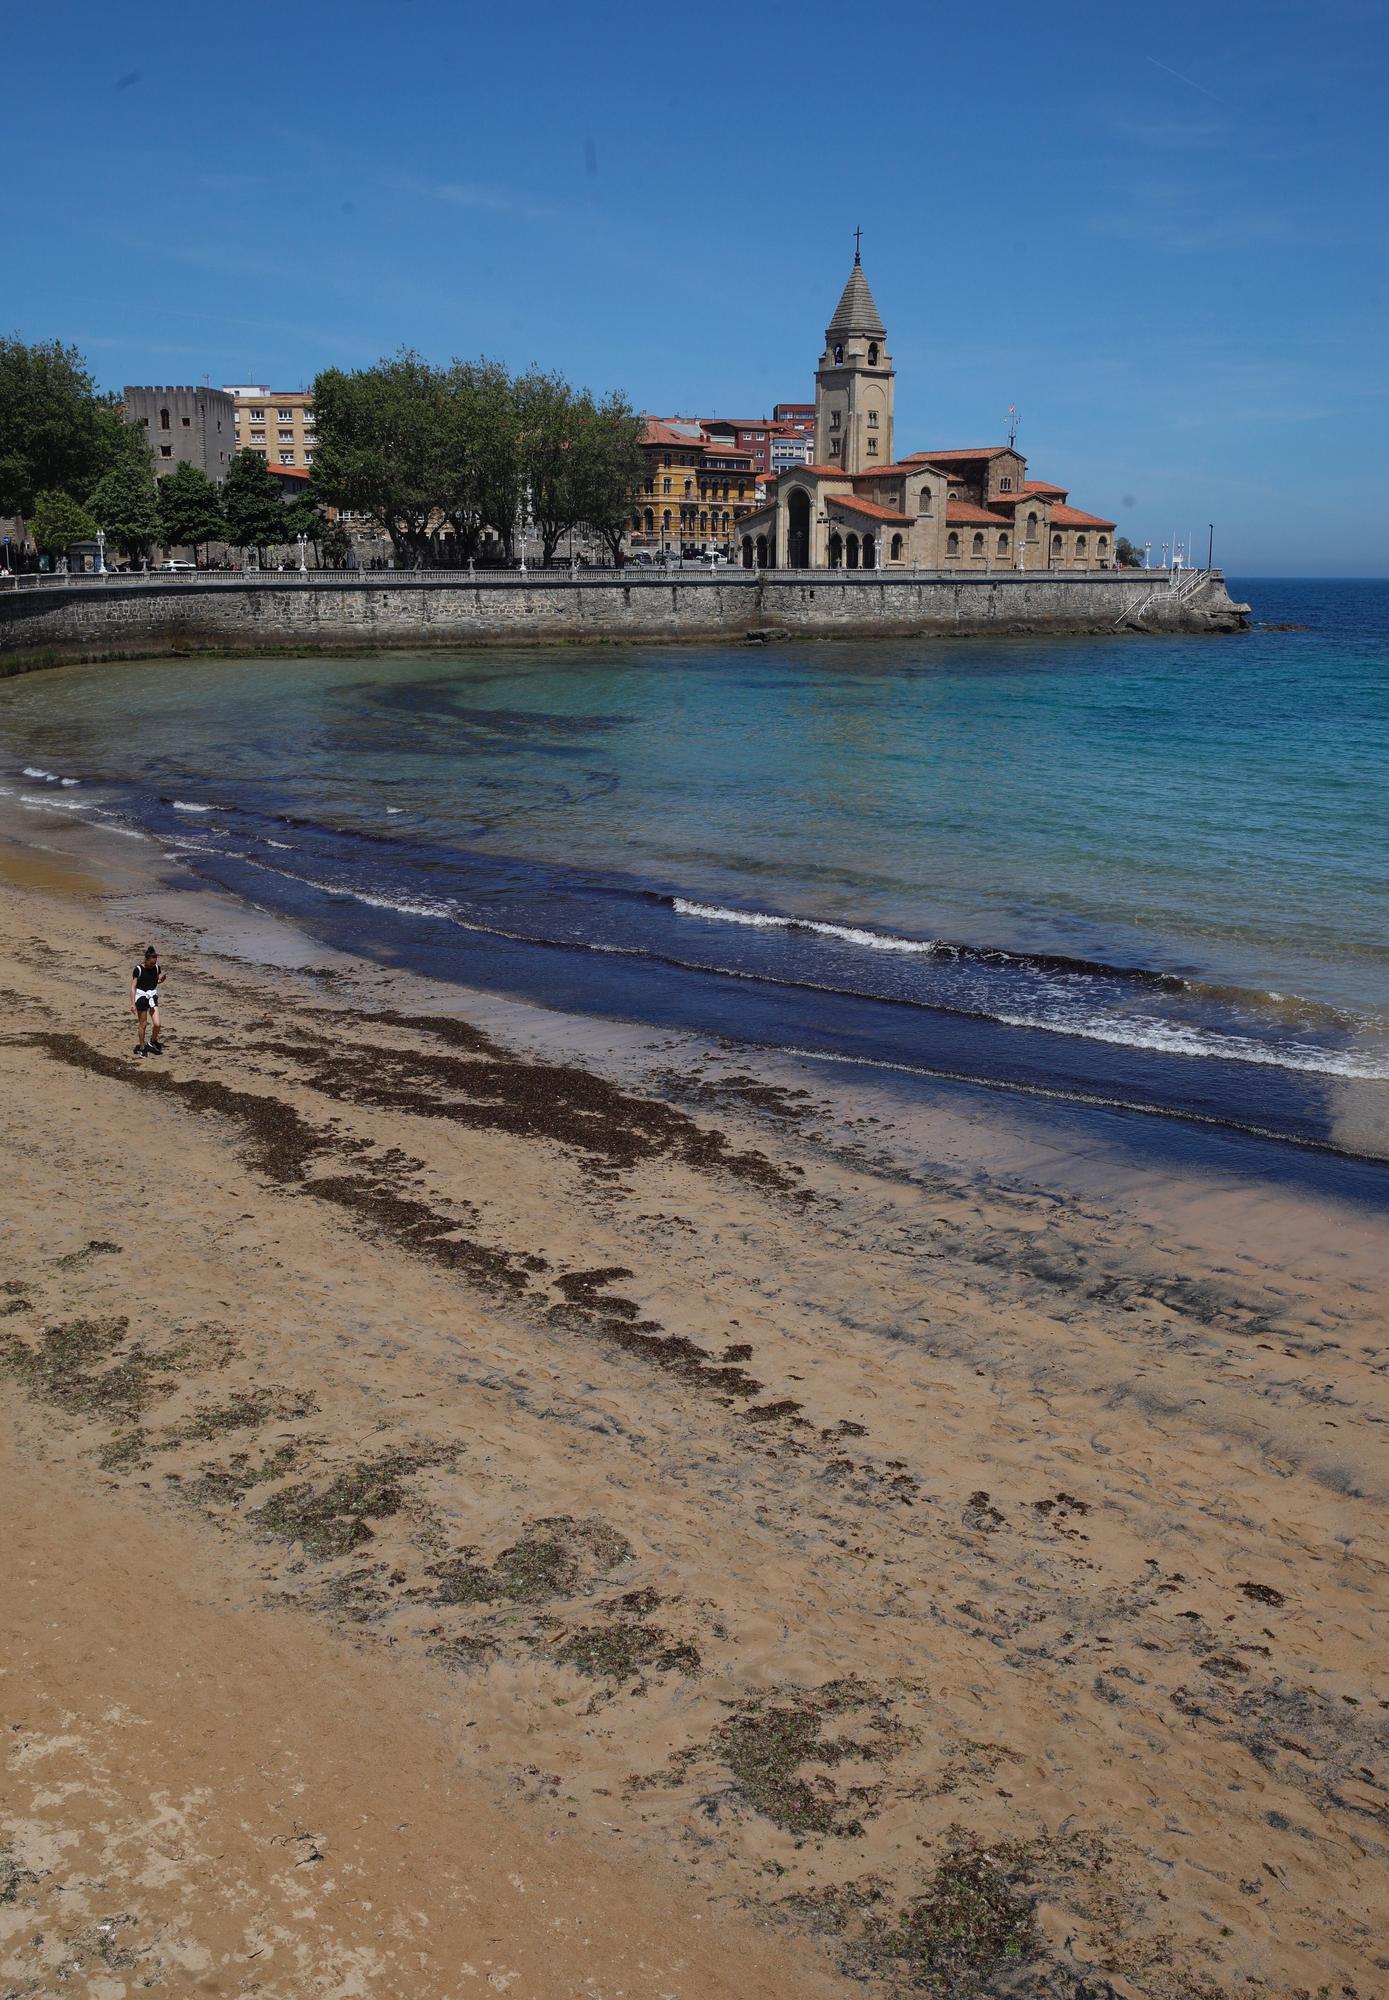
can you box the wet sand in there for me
[1,816,1387,2000]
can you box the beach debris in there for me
[430,1516,633,1608]
[251,1449,444,1559]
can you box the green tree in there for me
[514,369,584,564]
[1114,535,1143,568]
[29,488,98,558]
[87,442,161,566]
[157,461,224,561]
[437,356,515,561]
[310,352,448,565]
[222,451,289,564]
[572,390,645,563]
[0,337,104,523]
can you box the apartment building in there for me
[223,384,317,470]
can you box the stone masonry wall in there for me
[0,571,1249,673]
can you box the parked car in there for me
[156,559,197,573]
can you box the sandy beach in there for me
[2,815,1387,2000]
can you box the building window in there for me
[867,342,879,365]
[277,408,292,420]
[159,444,173,458]
[1076,535,1088,557]
[139,416,149,428]
[279,428,293,441]
[1097,535,1109,557]
[867,437,878,454]
[833,344,844,364]
[1000,476,1012,492]
[917,487,931,515]
[947,531,960,555]
[159,407,170,429]
[279,452,294,465]
[181,415,191,427]
[1052,533,1063,554]
[867,410,879,427]
[829,439,841,457]
[999,532,1010,554]
[830,410,841,429]
[1027,512,1040,541]
[663,454,671,468]
[890,533,903,560]
[683,479,692,496]
[249,408,264,420]
[662,478,671,495]
[305,451,314,465]
[972,532,984,556]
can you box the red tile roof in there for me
[1049,504,1115,529]
[268,464,311,481]
[828,495,913,524]
[850,462,927,481]
[1023,478,1068,496]
[946,498,1012,525]
[909,446,1016,462]
[641,418,707,451]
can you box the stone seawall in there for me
[0,570,1249,671]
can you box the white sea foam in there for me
[21,793,85,810]
[673,896,940,955]
[386,807,404,815]
[172,801,216,813]
[265,838,292,850]
[989,1009,1389,1081]
[23,766,56,780]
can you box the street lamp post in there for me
[96,529,107,576]
[296,533,308,576]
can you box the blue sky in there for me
[8,0,1388,573]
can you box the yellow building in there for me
[223,384,317,472]
[631,420,756,554]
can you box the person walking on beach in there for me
[130,945,164,1056]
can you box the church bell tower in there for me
[814,233,894,475]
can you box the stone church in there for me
[738,250,1117,572]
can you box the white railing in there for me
[2,565,1179,594]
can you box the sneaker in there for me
[146,1040,163,1055]
[133,1044,146,1056]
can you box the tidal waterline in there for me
[4,579,1387,1168]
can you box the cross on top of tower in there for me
[854,225,862,265]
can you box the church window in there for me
[829,439,840,456]
[159,407,171,429]
[830,410,841,429]
[833,344,844,364]
[867,342,879,365]
[867,437,878,454]
[1098,535,1109,557]
[999,532,1010,554]
[947,531,959,555]
[972,532,984,556]
[1000,476,1012,492]
[1052,533,1063,554]
[1027,512,1040,541]
[867,410,878,426]
[890,533,903,560]
[917,487,931,515]
[1076,534,1088,555]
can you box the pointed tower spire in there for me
[827,234,885,338]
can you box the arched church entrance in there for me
[786,488,811,568]
[755,533,768,568]
[828,531,843,568]
[863,534,876,569]
[846,533,860,569]
[741,536,754,568]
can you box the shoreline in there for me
[2,811,1386,1997]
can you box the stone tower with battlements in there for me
[813,241,894,476]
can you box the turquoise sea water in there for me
[4,579,1387,1163]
